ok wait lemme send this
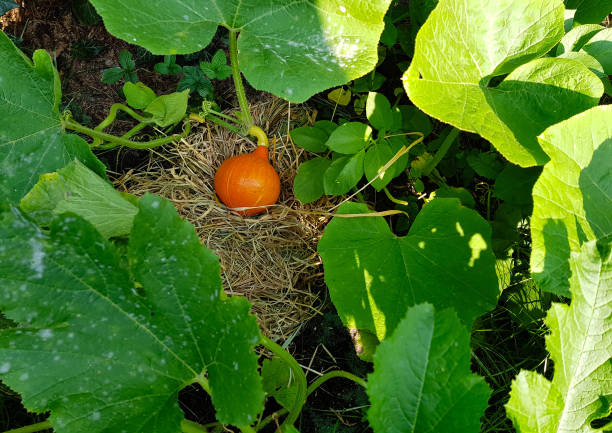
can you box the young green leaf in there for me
[531,105,612,296]
[0,195,264,430]
[558,51,612,95]
[431,186,476,209]
[366,92,393,131]
[101,67,125,84]
[211,49,226,68]
[154,55,182,75]
[581,28,612,74]
[123,81,156,109]
[555,24,603,55]
[293,157,332,203]
[492,165,542,210]
[404,0,603,167]
[566,0,612,25]
[368,304,491,433]
[290,126,329,153]
[313,120,338,136]
[261,357,300,410]
[88,0,392,102]
[0,30,104,204]
[20,160,138,238]
[318,199,498,341]
[466,151,505,180]
[364,140,397,191]
[399,105,432,137]
[325,122,372,154]
[353,72,386,92]
[379,20,398,47]
[323,151,365,195]
[327,87,352,106]
[210,49,232,79]
[118,49,135,70]
[178,65,213,98]
[507,240,612,433]
[144,89,189,127]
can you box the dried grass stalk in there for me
[113,95,339,340]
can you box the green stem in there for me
[96,103,151,130]
[206,108,244,126]
[204,114,242,135]
[92,103,152,146]
[121,121,148,140]
[63,119,190,150]
[229,30,253,129]
[2,421,52,433]
[181,419,211,433]
[238,425,257,433]
[256,409,289,431]
[422,127,459,176]
[383,187,409,206]
[259,335,307,428]
[306,370,367,395]
[256,370,366,432]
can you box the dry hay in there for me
[113,95,340,340]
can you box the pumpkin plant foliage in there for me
[0,31,105,204]
[506,240,612,433]
[368,304,491,433]
[0,195,264,431]
[530,106,612,296]
[88,0,392,103]
[404,0,603,167]
[318,198,498,342]
[20,160,138,239]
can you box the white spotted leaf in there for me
[0,195,264,431]
[88,0,392,102]
[0,31,105,204]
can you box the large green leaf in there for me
[88,0,392,103]
[555,24,603,55]
[507,240,612,433]
[404,0,603,167]
[318,198,498,341]
[0,195,264,431]
[566,0,612,25]
[0,31,104,203]
[581,28,612,74]
[531,106,612,296]
[368,304,490,433]
[20,160,137,238]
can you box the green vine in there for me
[62,117,190,150]
[229,30,254,130]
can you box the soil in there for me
[0,2,373,432]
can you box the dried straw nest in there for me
[113,95,340,340]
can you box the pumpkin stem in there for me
[248,125,269,147]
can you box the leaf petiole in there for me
[229,30,254,129]
[421,127,459,176]
[91,103,153,146]
[259,335,307,428]
[63,118,190,150]
[383,187,410,206]
[1,421,52,433]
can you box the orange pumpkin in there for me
[214,146,281,216]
